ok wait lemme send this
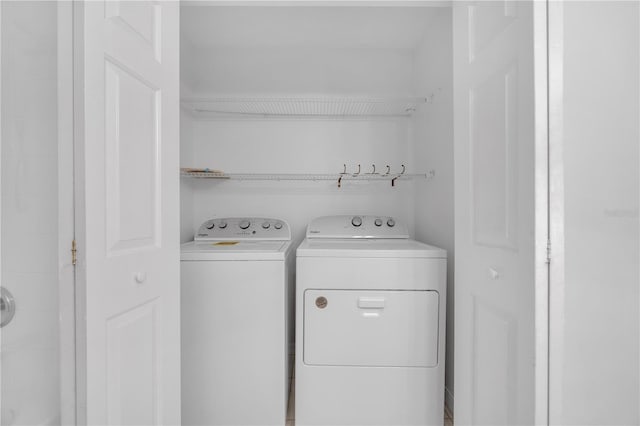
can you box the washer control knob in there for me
[374,218,383,227]
[387,218,396,227]
[262,222,270,229]
[239,220,250,230]
[274,222,283,230]
[218,221,227,229]
[206,222,215,230]
[351,216,362,227]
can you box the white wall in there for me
[1,2,62,424]
[411,7,454,410]
[551,2,639,424]
[182,46,415,96]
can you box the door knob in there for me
[1,287,16,327]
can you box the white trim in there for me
[547,2,565,424]
[533,1,550,425]
[72,2,88,424]
[57,2,76,425]
[182,1,452,7]
[0,2,4,421]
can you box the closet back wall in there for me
[181,116,415,246]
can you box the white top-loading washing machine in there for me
[296,215,447,426]
[181,217,293,426]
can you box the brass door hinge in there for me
[71,239,77,266]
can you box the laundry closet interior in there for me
[179,0,457,415]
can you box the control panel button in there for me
[262,222,270,229]
[206,222,214,230]
[239,220,251,230]
[218,221,227,229]
[351,216,363,227]
[374,218,383,227]
[274,222,283,230]
[387,218,396,227]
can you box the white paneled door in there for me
[453,1,536,425]
[75,1,180,424]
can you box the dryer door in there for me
[303,289,439,367]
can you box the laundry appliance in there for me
[181,217,293,426]
[296,215,446,426]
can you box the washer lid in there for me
[296,238,446,258]
[181,240,292,261]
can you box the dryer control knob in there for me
[262,222,270,229]
[387,218,396,227]
[206,222,215,230]
[374,218,383,227]
[274,222,283,230]
[239,220,250,230]
[218,221,227,229]
[351,216,362,227]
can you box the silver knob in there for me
[262,222,270,229]
[351,216,362,227]
[387,218,395,227]
[239,220,250,230]
[374,218,383,227]
[0,288,15,328]
[274,222,283,230]
[218,221,227,229]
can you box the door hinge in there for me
[546,240,551,265]
[71,239,77,266]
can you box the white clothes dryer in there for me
[296,215,446,426]
[181,217,293,426]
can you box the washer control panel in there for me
[195,217,291,241]
[306,215,409,239]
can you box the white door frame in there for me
[57,2,77,425]
[533,1,550,425]
[546,1,565,423]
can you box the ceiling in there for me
[181,6,447,49]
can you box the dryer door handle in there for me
[358,297,385,309]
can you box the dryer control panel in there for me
[306,215,409,239]
[195,217,291,241]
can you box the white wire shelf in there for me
[181,96,430,118]
[181,170,435,183]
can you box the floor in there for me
[286,357,454,426]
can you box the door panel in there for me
[104,59,160,253]
[471,297,517,425]
[470,62,518,249]
[106,301,160,425]
[454,1,535,424]
[76,1,180,424]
